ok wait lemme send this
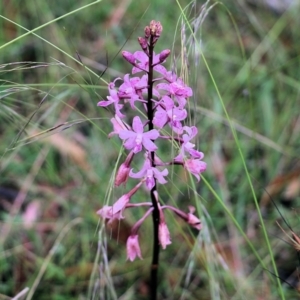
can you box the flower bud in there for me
[159,49,171,63]
[149,20,162,37]
[138,37,148,53]
[126,235,143,261]
[122,51,136,65]
[115,163,130,187]
[115,151,134,187]
[108,115,129,138]
[144,26,150,38]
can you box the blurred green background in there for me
[1,0,300,299]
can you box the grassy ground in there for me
[1,0,300,299]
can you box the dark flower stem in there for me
[147,34,160,300]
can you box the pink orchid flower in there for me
[119,116,159,153]
[129,157,168,190]
[156,77,192,108]
[108,115,130,138]
[97,81,125,118]
[153,95,187,134]
[118,74,148,109]
[184,158,207,181]
[180,126,204,159]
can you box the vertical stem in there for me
[147,35,160,300]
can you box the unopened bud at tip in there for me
[149,20,162,37]
[138,37,148,52]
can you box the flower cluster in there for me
[97,21,206,261]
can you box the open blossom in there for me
[174,147,206,181]
[119,116,159,153]
[118,74,148,108]
[98,81,125,118]
[156,77,192,108]
[126,235,143,261]
[153,95,187,134]
[130,157,168,190]
[179,126,204,159]
[184,158,207,181]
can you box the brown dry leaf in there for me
[30,129,91,171]
[284,177,300,200]
[214,240,245,276]
[105,218,131,244]
[210,151,227,184]
[47,132,90,171]
[65,263,94,278]
[3,0,18,40]
[106,0,131,28]
[261,168,300,206]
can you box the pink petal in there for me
[153,109,168,128]
[145,176,155,190]
[129,168,146,179]
[108,116,128,138]
[185,159,207,181]
[97,100,112,107]
[132,116,144,133]
[97,205,113,219]
[142,138,158,152]
[119,130,136,140]
[156,83,170,92]
[171,108,187,121]
[188,149,204,159]
[162,95,174,109]
[176,96,187,108]
[159,222,172,249]
[126,235,143,261]
[124,137,138,151]
[153,168,168,185]
[111,194,130,214]
[143,129,159,140]
[135,74,148,89]
[134,51,148,64]
[129,159,151,179]
[133,143,143,153]
[174,154,184,164]
[132,66,143,74]
[154,64,167,76]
